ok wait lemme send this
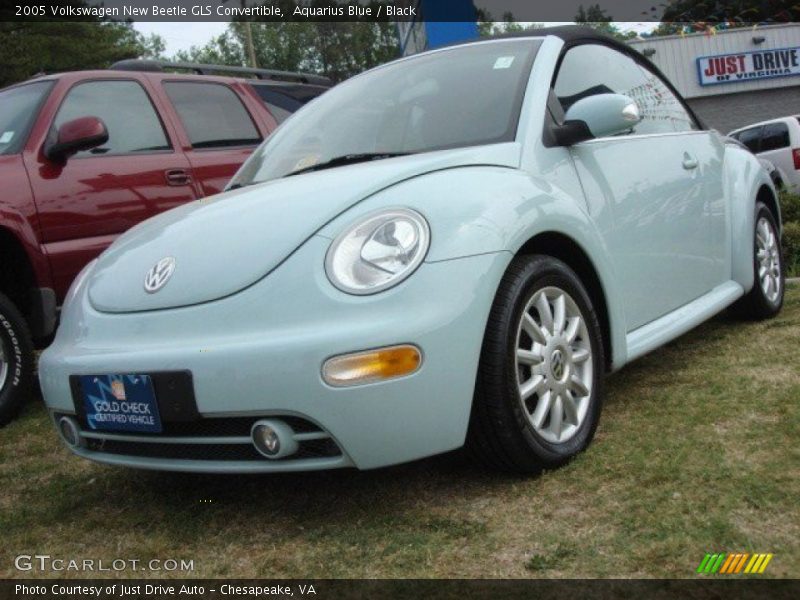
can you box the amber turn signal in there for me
[322,345,422,387]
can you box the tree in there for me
[0,21,146,87]
[222,0,257,67]
[661,0,800,22]
[647,23,684,37]
[139,33,167,60]
[574,4,638,41]
[173,20,398,82]
[476,10,541,37]
[646,0,800,37]
[174,31,246,65]
[0,0,399,86]
[232,22,315,71]
[300,22,398,81]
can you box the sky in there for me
[133,22,656,56]
[134,22,229,55]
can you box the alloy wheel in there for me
[515,286,594,444]
[756,216,781,304]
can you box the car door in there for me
[553,43,727,331]
[25,78,198,299]
[161,80,265,196]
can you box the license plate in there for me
[80,374,163,433]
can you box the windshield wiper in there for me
[286,152,410,177]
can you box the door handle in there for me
[165,169,191,186]
[682,153,699,170]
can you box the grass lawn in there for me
[2,285,798,579]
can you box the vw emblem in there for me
[551,349,565,381]
[143,257,176,294]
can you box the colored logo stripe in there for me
[697,553,773,574]
[697,553,726,573]
[744,553,773,574]
[719,553,736,573]
[720,553,749,573]
[696,554,713,573]
[733,553,750,573]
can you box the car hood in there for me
[87,144,520,313]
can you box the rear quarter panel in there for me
[724,143,776,293]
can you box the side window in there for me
[760,123,790,152]
[251,86,303,124]
[163,82,261,148]
[634,64,698,133]
[554,44,697,136]
[737,127,762,153]
[250,84,329,125]
[54,80,170,156]
[0,81,54,156]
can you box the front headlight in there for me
[325,208,430,295]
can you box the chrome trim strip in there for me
[577,130,713,145]
[292,431,331,442]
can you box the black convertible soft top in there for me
[484,25,706,129]
[498,24,623,44]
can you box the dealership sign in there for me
[697,46,800,85]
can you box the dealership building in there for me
[628,23,800,134]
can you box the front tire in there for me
[731,202,784,320]
[466,255,605,473]
[0,292,34,426]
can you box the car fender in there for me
[316,165,628,369]
[723,145,777,293]
[772,164,789,190]
[0,199,53,291]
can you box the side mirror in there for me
[44,116,108,162]
[554,94,642,146]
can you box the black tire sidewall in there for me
[0,294,34,425]
[751,203,784,316]
[497,256,605,466]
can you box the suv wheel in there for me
[0,292,34,426]
[467,255,605,473]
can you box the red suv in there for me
[0,61,331,424]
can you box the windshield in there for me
[0,81,54,155]
[231,39,540,186]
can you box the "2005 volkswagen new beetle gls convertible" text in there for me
[39,27,784,473]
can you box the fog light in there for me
[57,416,81,448]
[251,420,299,460]
[322,344,422,387]
[254,425,279,454]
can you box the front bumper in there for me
[39,237,510,472]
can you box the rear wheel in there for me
[0,292,34,426]
[731,202,784,320]
[467,255,605,473]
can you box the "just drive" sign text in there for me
[697,47,800,86]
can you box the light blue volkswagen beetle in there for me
[39,27,784,473]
